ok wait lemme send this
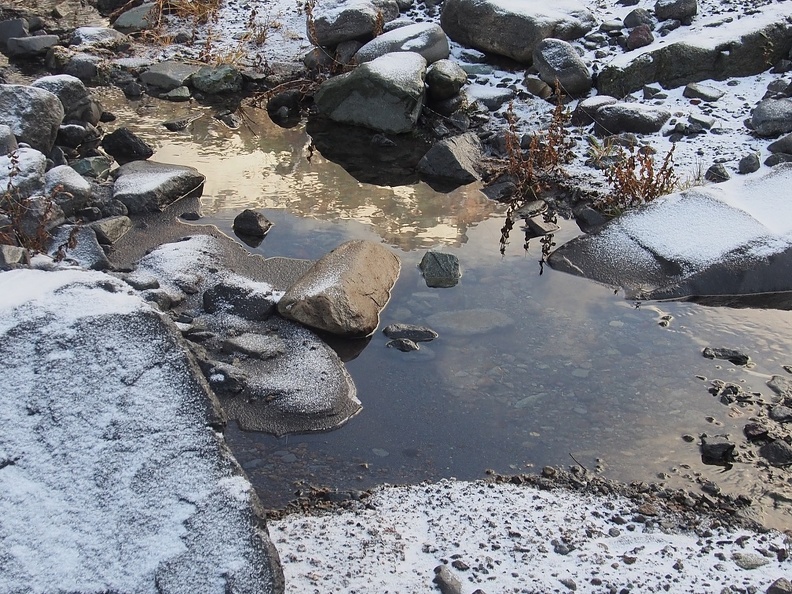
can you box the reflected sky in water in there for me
[98,89,792,528]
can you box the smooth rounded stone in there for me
[191,64,243,94]
[161,86,192,102]
[533,38,591,96]
[0,84,64,154]
[31,74,101,125]
[599,20,624,32]
[760,440,792,466]
[683,82,725,102]
[44,165,91,216]
[203,281,278,320]
[233,209,272,238]
[354,22,450,64]
[417,132,482,192]
[768,132,792,153]
[64,54,102,82]
[571,95,617,126]
[112,160,205,214]
[140,61,200,92]
[0,123,18,154]
[0,18,28,47]
[654,0,697,22]
[764,153,792,167]
[426,308,514,336]
[699,436,735,464]
[426,59,468,101]
[752,99,792,137]
[113,2,159,33]
[101,127,154,164]
[278,240,401,337]
[70,26,128,46]
[769,404,792,422]
[0,146,46,199]
[623,8,654,28]
[382,323,438,342]
[308,0,400,46]
[7,35,59,57]
[419,251,461,288]
[314,52,427,134]
[593,103,671,134]
[439,0,596,64]
[626,24,654,50]
[386,338,420,351]
[303,47,334,71]
[704,162,730,183]
[88,215,132,244]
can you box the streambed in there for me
[98,88,792,529]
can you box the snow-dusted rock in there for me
[31,74,101,125]
[593,102,671,134]
[549,163,792,301]
[0,123,17,154]
[70,26,128,46]
[0,146,46,199]
[308,0,400,47]
[112,160,205,213]
[44,165,92,217]
[0,84,63,154]
[597,8,792,96]
[354,22,449,64]
[191,64,243,94]
[314,52,427,134]
[89,215,132,244]
[113,2,158,33]
[440,0,595,64]
[140,61,200,91]
[571,95,618,126]
[533,38,592,97]
[417,132,483,192]
[426,59,467,101]
[278,239,401,337]
[752,99,792,137]
[654,0,697,22]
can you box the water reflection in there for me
[96,88,792,529]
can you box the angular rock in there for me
[465,84,514,110]
[571,95,618,126]
[278,240,401,337]
[768,578,792,594]
[112,160,205,214]
[533,38,591,96]
[31,74,101,125]
[0,19,28,47]
[314,52,427,134]
[738,153,760,174]
[593,103,671,134]
[0,147,46,199]
[44,165,92,217]
[754,99,792,137]
[683,82,724,102]
[704,163,730,183]
[597,9,792,96]
[140,61,200,92]
[48,225,111,270]
[0,84,64,154]
[222,332,286,360]
[419,251,461,288]
[113,2,159,33]
[354,22,449,64]
[768,133,792,154]
[7,35,59,57]
[386,337,419,352]
[0,123,17,154]
[426,59,467,101]
[101,127,154,164]
[702,347,750,365]
[417,132,482,192]
[0,244,29,270]
[89,215,132,244]
[191,65,243,94]
[759,440,792,466]
[769,405,792,423]
[203,282,278,320]
[623,8,654,28]
[383,323,438,342]
[626,25,654,51]
[700,436,735,465]
[434,565,463,594]
[654,0,697,22]
[440,0,595,64]
[70,26,128,46]
[64,54,102,82]
[308,0,400,47]
[233,209,272,238]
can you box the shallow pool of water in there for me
[97,88,792,528]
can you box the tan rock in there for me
[277,240,400,337]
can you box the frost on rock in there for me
[0,269,279,594]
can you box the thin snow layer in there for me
[489,0,591,22]
[0,268,274,594]
[612,166,792,268]
[113,167,187,196]
[366,51,427,89]
[271,480,791,594]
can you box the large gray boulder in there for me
[597,8,792,96]
[417,132,482,191]
[314,52,427,134]
[354,22,450,64]
[593,103,671,134]
[31,75,101,125]
[308,0,400,47]
[440,0,595,64]
[278,239,401,337]
[0,85,64,154]
[112,160,205,213]
[533,38,591,97]
[751,99,792,137]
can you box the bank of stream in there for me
[96,87,792,530]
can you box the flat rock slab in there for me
[0,268,281,593]
[548,163,792,303]
[112,160,205,213]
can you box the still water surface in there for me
[98,89,792,527]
